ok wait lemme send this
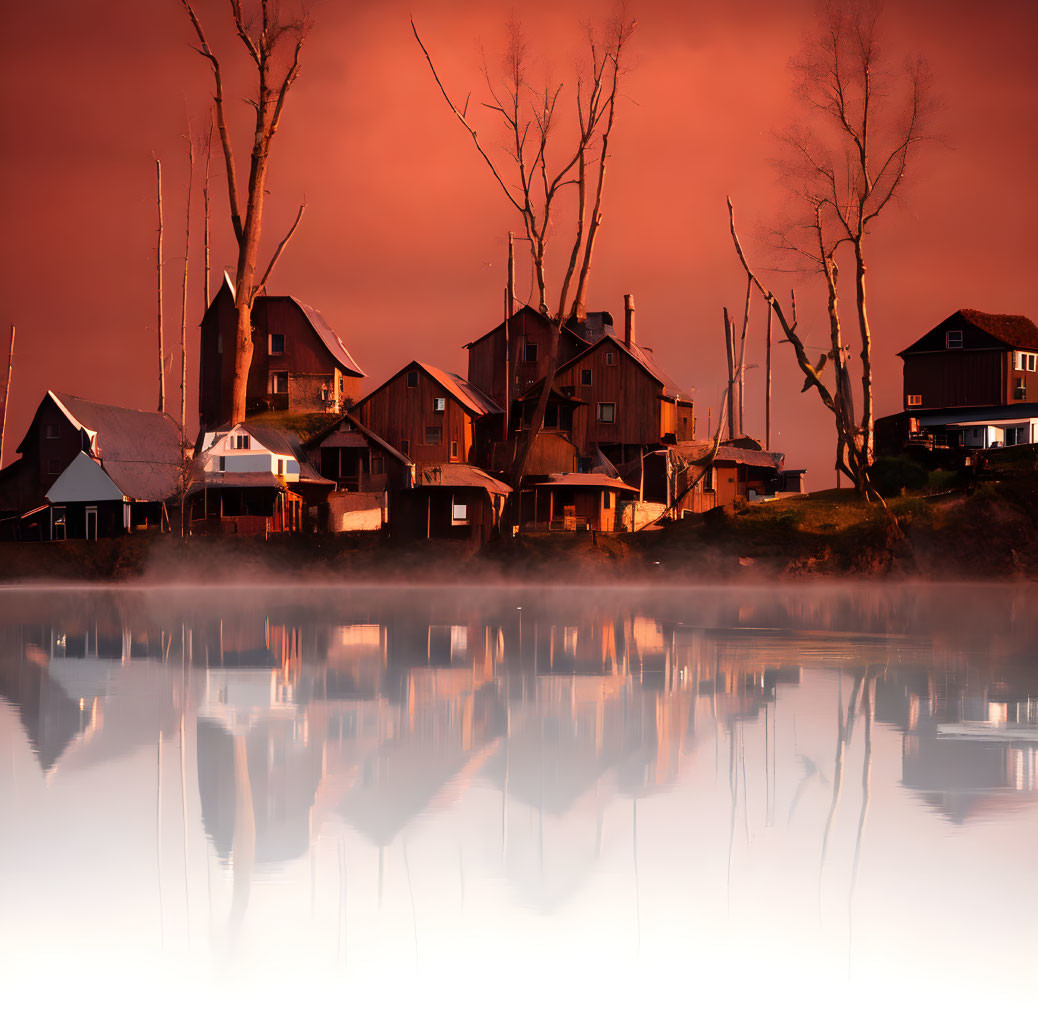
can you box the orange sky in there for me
[1,0,1036,486]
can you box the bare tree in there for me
[156,158,165,413]
[413,12,636,483]
[180,0,309,425]
[179,131,194,436]
[729,0,933,496]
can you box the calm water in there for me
[0,582,1035,1008]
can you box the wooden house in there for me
[875,309,1038,451]
[465,305,595,434]
[552,296,694,465]
[186,422,333,535]
[667,440,799,514]
[518,473,637,533]
[354,360,502,468]
[0,390,183,541]
[199,274,366,428]
[392,463,511,546]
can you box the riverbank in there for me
[3,477,1038,583]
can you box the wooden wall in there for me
[556,341,663,451]
[358,368,474,465]
[902,350,1006,409]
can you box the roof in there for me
[900,309,1038,356]
[304,412,414,469]
[672,441,785,470]
[289,298,366,377]
[561,336,693,402]
[534,472,638,492]
[416,463,511,495]
[463,303,593,351]
[237,424,330,483]
[417,362,503,416]
[34,392,184,500]
[189,471,282,491]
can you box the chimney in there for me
[624,294,636,347]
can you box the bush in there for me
[868,455,928,497]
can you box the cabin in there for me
[186,422,332,535]
[304,413,415,533]
[552,297,694,465]
[668,440,799,513]
[355,361,502,468]
[464,304,595,431]
[518,473,637,532]
[391,463,511,545]
[199,274,366,428]
[0,390,183,541]
[877,309,1038,451]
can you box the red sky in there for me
[1,0,1036,486]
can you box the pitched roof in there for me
[234,424,331,483]
[900,309,1038,356]
[463,303,593,351]
[561,336,693,401]
[417,362,503,416]
[672,440,784,470]
[40,392,184,501]
[289,297,366,376]
[416,463,511,495]
[534,472,638,492]
[305,412,413,469]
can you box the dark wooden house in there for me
[519,473,637,533]
[553,298,694,465]
[392,463,511,546]
[355,361,502,468]
[0,391,182,540]
[199,274,366,428]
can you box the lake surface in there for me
[0,582,1035,1008]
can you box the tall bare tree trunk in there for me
[202,117,212,313]
[156,158,165,413]
[724,308,735,440]
[854,240,875,472]
[0,324,14,469]
[180,137,194,435]
[765,303,772,451]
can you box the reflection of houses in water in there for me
[877,677,1038,822]
[0,614,176,774]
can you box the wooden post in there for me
[0,324,14,470]
[202,116,212,313]
[180,135,194,436]
[723,308,735,441]
[765,302,773,451]
[156,158,165,413]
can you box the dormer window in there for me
[945,330,963,348]
[433,397,446,413]
[269,333,285,355]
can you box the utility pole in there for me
[723,308,735,441]
[765,302,773,451]
[0,324,14,469]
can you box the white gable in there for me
[46,452,124,503]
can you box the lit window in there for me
[269,333,285,355]
[433,397,446,413]
[945,330,963,348]
[907,394,922,407]
[452,499,469,525]
[596,402,615,423]
[406,370,418,387]
[424,426,442,445]
[1015,352,1037,371]
[524,343,538,363]
[44,423,59,439]
[580,368,592,386]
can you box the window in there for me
[234,434,250,450]
[703,467,714,492]
[1015,352,1037,371]
[44,423,59,439]
[277,458,284,476]
[272,371,288,394]
[603,491,613,509]
[907,394,922,407]
[1015,377,1026,399]
[596,402,615,423]
[406,370,418,387]
[218,456,226,472]
[401,439,410,456]
[580,368,592,386]
[424,426,442,445]
[605,350,616,365]
[52,506,66,541]
[371,455,384,475]
[452,499,469,525]
[433,397,446,413]
[269,333,285,355]
[47,458,61,474]
[450,440,459,459]
[524,343,538,363]
[945,330,963,348]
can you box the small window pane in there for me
[596,402,615,423]
[425,426,441,445]
[580,369,592,386]
[269,333,285,355]
[433,397,446,413]
[452,501,469,524]
[407,370,418,387]
[524,343,537,363]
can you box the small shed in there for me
[392,463,511,545]
[521,473,638,532]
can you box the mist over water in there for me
[0,583,1035,1007]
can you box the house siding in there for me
[902,350,1005,409]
